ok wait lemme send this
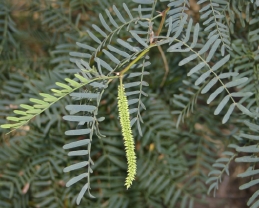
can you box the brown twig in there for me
[155,7,170,87]
[158,45,169,87]
[156,7,170,37]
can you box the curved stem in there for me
[156,7,170,37]
[119,47,153,76]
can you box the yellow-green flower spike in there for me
[117,82,137,189]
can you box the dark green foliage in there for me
[1,0,259,207]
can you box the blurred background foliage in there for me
[0,0,259,207]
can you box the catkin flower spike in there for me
[117,77,137,189]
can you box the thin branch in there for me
[158,45,169,87]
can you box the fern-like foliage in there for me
[1,1,161,203]
[198,0,231,55]
[0,2,20,52]
[0,130,67,207]
[232,121,259,208]
[1,0,259,207]
[166,12,253,124]
[172,75,203,127]
[206,149,236,196]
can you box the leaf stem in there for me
[156,7,170,37]
[119,47,152,76]
[3,75,119,134]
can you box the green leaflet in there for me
[0,73,116,133]
[117,81,137,189]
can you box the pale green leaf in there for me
[240,133,259,140]
[70,92,99,99]
[225,78,248,88]
[211,54,230,71]
[107,45,131,58]
[65,78,81,88]
[240,179,259,190]
[95,57,113,72]
[74,74,89,83]
[76,42,96,52]
[130,31,148,47]
[237,144,259,153]
[188,62,206,76]
[207,86,224,104]
[63,139,90,149]
[117,38,139,52]
[76,183,89,205]
[222,103,235,124]
[201,77,217,94]
[1,124,18,128]
[123,3,133,20]
[206,39,221,62]
[190,23,200,48]
[66,173,88,187]
[20,104,34,110]
[179,54,198,66]
[63,161,88,172]
[208,170,221,176]
[92,24,107,37]
[231,92,253,97]
[236,103,252,116]
[236,156,259,163]
[26,109,42,114]
[56,82,73,91]
[99,13,112,32]
[30,98,49,105]
[103,49,120,64]
[198,35,218,55]
[214,95,230,115]
[65,129,91,136]
[183,18,193,43]
[248,190,259,206]
[113,5,126,23]
[87,30,101,44]
[68,150,88,156]
[195,71,211,85]
[133,0,153,4]
[105,9,119,28]
[13,110,27,115]
[39,93,58,102]
[7,116,22,121]
[69,52,91,58]
[66,105,96,114]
